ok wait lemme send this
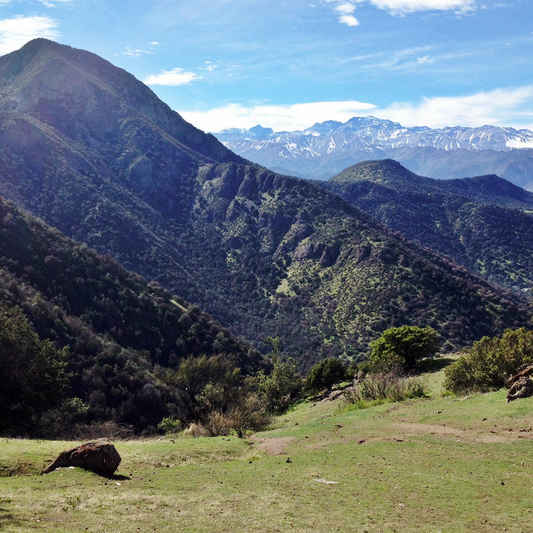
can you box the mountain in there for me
[0,39,529,367]
[215,117,533,189]
[0,193,261,434]
[323,159,533,292]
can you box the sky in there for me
[0,0,532,133]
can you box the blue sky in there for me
[0,0,532,132]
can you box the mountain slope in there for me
[0,194,261,433]
[0,40,529,366]
[324,160,533,291]
[215,117,533,189]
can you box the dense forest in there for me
[0,195,262,436]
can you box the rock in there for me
[506,365,533,402]
[41,442,121,476]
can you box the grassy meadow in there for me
[2,364,533,532]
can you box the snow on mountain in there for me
[214,117,533,189]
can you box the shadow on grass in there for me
[0,507,22,530]
[110,474,130,481]
[82,471,131,481]
[417,356,455,374]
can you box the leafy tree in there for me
[163,354,241,423]
[0,302,69,434]
[305,357,346,393]
[369,326,438,373]
[444,327,533,394]
[257,337,302,414]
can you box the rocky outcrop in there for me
[506,365,533,402]
[41,442,121,476]
[294,242,340,266]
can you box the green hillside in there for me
[325,159,533,291]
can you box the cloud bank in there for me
[38,0,74,7]
[181,101,378,132]
[370,0,475,13]
[0,16,60,55]
[326,0,476,24]
[179,86,533,133]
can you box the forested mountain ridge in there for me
[323,160,533,291]
[0,39,529,367]
[0,194,261,434]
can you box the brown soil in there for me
[250,436,294,456]
[390,422,533,444]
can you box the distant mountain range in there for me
[215,118,533,189]
[0,39,529,369]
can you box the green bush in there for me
[157,417,182,434]
[444,328,533,394]
[257,356,302,414]
[369,326,438,373]
[256,337,302,414]
[305,357,346,393]
[344,370,427,406]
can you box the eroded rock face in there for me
[41,442,121,476]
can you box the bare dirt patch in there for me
[250,436,294,456]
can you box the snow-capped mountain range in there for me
[215,117,533,189]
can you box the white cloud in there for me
[144,68,201,86]
[179,86,533,133]
[339,14,360,25]
[325,0,475,18]
[417,55,432,64]
[38,0,74,7]
[332,2,360,25]
[121,42,159,57]
[375,86,533,128]
[335,3,357,14]
[180,101,377,132]
[369,0,475,13]
[204,61,218,72]
[0,16,60,56]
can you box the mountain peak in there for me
[249,124,274,138]
[0,39,243,165]
[330,159,419,185]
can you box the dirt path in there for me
[390,422,533,444]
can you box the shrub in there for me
[157,417,182,434]
[225,393,271,438]
[444,328,533,394]
[200,394,271,438]
[344,370,427,406]
[163,354,241,423]
[305,357,346,393]
[369,326,439,373]
[256,338,302,414]
[163,352,272,437]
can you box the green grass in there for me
[2,376,533,532]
